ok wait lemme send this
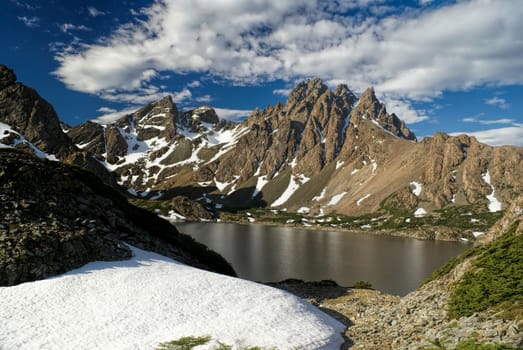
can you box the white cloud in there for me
[463,117,514,125]
[450,124,523,147]
[54,0,523,121]
[93,107,141,124]
[195,94,212,103]
[97,107,117,113]
[484,97,509,109]
[17,16,40,28]
[187,80,201,88]
[87,7,107,17]
[380,95,429,124]
[214,108,252,121]
[273,88,293,97]
[59,23,91,33]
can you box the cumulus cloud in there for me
[484,97,509,109]
[17,16,40,28]
[54,0,523,123]
[450,124,523,147]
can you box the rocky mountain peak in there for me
[190,105,219,124]
[285,78,329,111]
[334,83,356,100]
[0,65,115,185]
[0,65,16,90]
[349,86,416,141]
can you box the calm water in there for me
[177,222,471,296]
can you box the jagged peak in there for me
[187,105,219,124]
[333,83,355,98]
[0,64,16,90]
[287,78,329,104]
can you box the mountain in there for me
[67,77,521,220]
[1,64,521,222]
[0,64,115,186]
[0,147,234,286]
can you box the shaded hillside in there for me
[0,148,235,286]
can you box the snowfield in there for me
[481,170,502,212]
[0,246,345,350]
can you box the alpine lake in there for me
[177,222,471,296]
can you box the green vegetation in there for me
[218,203,502,237]
[352,280,373,289]
[448,222,523,319]
[156,336,211,350]
[425,339,519,350]
[420,245,481,287]
[155,336,274,350]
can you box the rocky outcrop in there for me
[0,148,235,286]
[0,64,115,186]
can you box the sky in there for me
[1,0,522,146]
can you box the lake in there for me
[177,222,472,296]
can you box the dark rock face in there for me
[0,64,16,90]
[0,149,235,286]
[0,65,115,186]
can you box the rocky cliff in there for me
[0,148,235,286]
[0,64,115,186]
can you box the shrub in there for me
[156,336,211,350]
[352,280,373,289]
[448,222,523,319]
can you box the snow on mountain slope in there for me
[0,122,58,161]
[0,246,345,350]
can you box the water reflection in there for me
[178,223,471,296]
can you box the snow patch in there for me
[356,194,371,206]
[271,175,300,207]
[313,188,327,201]
[160,210,186,222]
[472,231,485,238]
[214,178,231,192]
[0,122,58,161]
[481,170,502,212]
[297,207,310,214]
[410,182,422,196]
[297,174,310,184]
[328,192,347,206]
[414,208,427,217]
[252,175,269,198]
[351,168,360,175]
[335,160,345,169]
[0,246,344,349]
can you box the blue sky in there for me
[2,0,522,146]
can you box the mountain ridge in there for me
[1,64,521,226]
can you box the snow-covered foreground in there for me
[0,246,345,350]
